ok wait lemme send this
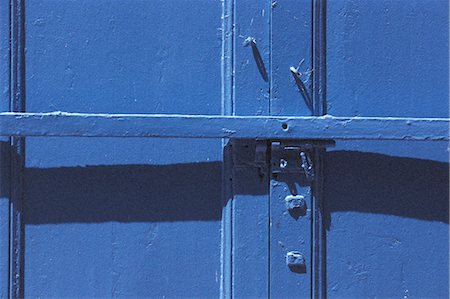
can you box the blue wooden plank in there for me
[9,0,26,296]
[271,0,313,117]
[23,1,224,297]
[326,0,449,298]
[269,155,313,298]
[221,141,233,299]
[220,0,233,297]
[0,0,10,295]
[0,112,447,141]
[270,0,314,296]
[231,140,270,299]
[232,1,271,297]
[0,142,10,299]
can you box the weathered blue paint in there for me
[0,0,448,297]
[271,0,312,117]
[231,140,270,299]
[0,0,10,295]
[270,146,313,298]
[0,112,448,140]
[270,1,315,296]
[9,0,26,297]
[325,0,449,298]
[22,0,224,297]
[220,1,233,297]
[231,1,270,298]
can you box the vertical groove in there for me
[9,0,25,297]
[312,0,327,298]
[0,0,12,296]
[312,0,326,117]
[268,1,273,297]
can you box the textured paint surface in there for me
[0,112,448,140]
[325,0,449,298]
[0,0,448,297]
[271,0,313,117]
[0,0,10,295]
[270,0,314,297]
[232,1,270,298]
[23,0,223,297]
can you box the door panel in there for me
[23,0,224,297]
[270,0,314,297]
[26,0,222,115]
[0,0,448,297]
[325,0,449,297]
[232,1,271,298]
[271,0,313,117]
[24,142,222,297]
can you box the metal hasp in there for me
[270,140,330,294]
[300,152,314,182]
[271,141,334,174]
[0,112,447,141]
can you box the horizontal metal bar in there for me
[0,112,448,141]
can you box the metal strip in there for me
[0,112,447,141]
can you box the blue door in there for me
[324,1,449,297]
[2,1,225,297]
[0,0,448,298]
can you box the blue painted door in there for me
[324,1,449,297]
[2,0,225,297]
[0,0,448,298]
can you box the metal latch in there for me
[271,140,334,179]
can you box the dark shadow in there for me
[323,151,450,227]
[288,263,307,274]
[273,172,310,195]
[250,41,268,82]
[291,71,313,113]
[23,162,224,224]
[287,205,307,220]
[1,140,268,225]
[1,142,448,225]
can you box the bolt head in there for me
[284,195,307,212]
[286,251,306,273]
